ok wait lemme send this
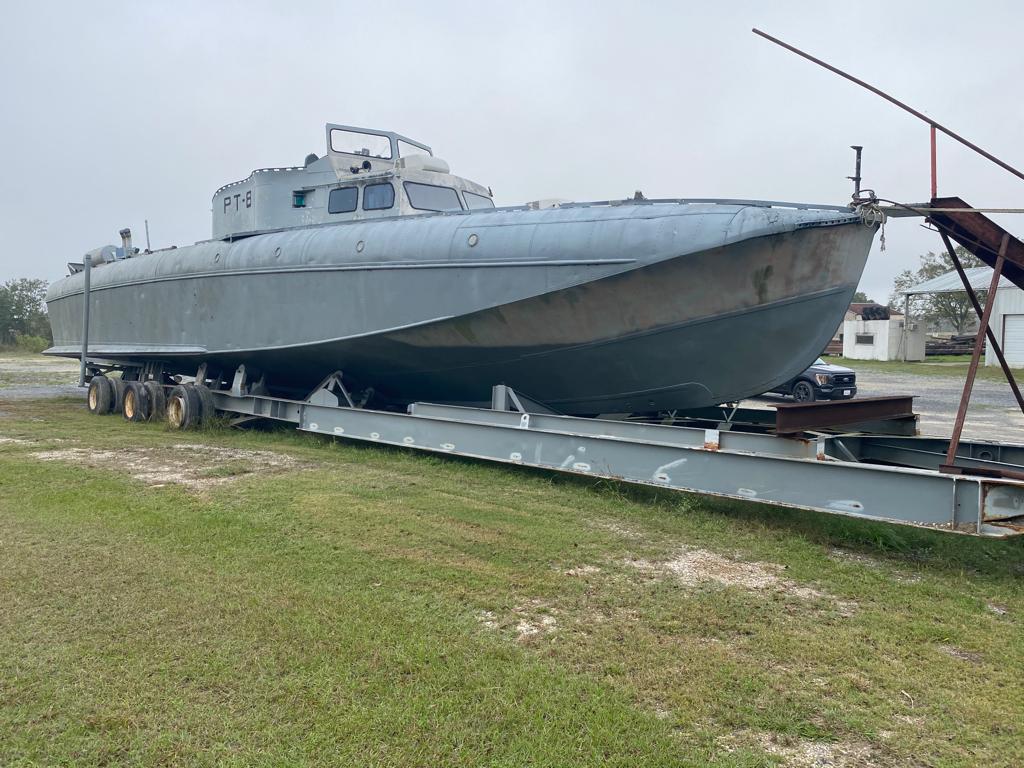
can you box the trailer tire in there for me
[87,376,114,415]
[166,384,201,430]
[194,384,217,425]
[144,381,166,422]
[123,381,149,422]
[111,377,129,415]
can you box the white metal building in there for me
[842,315,924,360]
[902,267,1023,367]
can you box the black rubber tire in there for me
[144,381,167,422]
[166,384,201,430]
[111,377,129,415]
[87,376,114,415]
[194,384,217,425]
[123,381,149,422]
[792,380,817,403]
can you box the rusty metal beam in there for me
[941,231,1024,415]
[752,29,1024,185]
[773,396,915,435]
[943,235,1010,470]
[928,197,1024,290]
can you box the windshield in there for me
[330,128,392,159]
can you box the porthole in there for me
[467,233,479,247]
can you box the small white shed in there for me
[842,316,924,360]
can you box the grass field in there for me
[2,363,1023,765]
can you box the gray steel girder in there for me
[207,389,1024,537]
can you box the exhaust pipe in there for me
[119,228,134,258]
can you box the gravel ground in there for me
[4,353,1023,443]
[750,370,1024,443]
[0,355,82,401]
[854,371,1024,443]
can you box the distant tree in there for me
[888,246,984,334]
[0,278,51,344]
[851,291,873,303]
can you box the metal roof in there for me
[902,267,1015,295]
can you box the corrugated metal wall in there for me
[988,288,1024,367]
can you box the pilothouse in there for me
[213,124,495,240]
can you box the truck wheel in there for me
[112,378,129,415]
[166,384,201,430]
[144,381,167,422]
[87,376,114,415]
[194,384,217,425]
[792,381,816,402]
[123,381,149,422]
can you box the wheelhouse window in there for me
[363,182,395,211]
[328,186,358,214]
[397,139,430,158]
[464,191,495,210]
[329,128,392,159]
[403,182,463,212]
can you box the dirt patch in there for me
[938,644,983,664]
[590,519,647,541]
[985,602,1008,616]
[722,731,882,768]
[827,548,883,568]
[476,600,558,641]
[0,436,33,446]
[515,613,557,639]
[476,610,499,630]
[30,442,304,491]
[564,564,601,577]
[628,547,856,615]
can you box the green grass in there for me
[1,396,1023,766]
[823,354,1024,384]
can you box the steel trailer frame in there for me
[180,368,1024,538]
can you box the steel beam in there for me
[295,401,1024,535]
[202,388,1024,536]
[773,396,916,435]
[78,254,91,387]
[944,237,1008,469]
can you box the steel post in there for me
[78,254,91,387]
[944,235,1010,468]
[941,231,1024,414]
[930,125,937,199]
[903,293,910,362]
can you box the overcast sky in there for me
[1,1,1020,304]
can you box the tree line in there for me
[0,278,52,349]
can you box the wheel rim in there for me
[794,384,812,401]
[125,390,137,419]
[167,395,185,428]
[88,386,98,410]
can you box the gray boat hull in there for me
[46,202,875,414]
